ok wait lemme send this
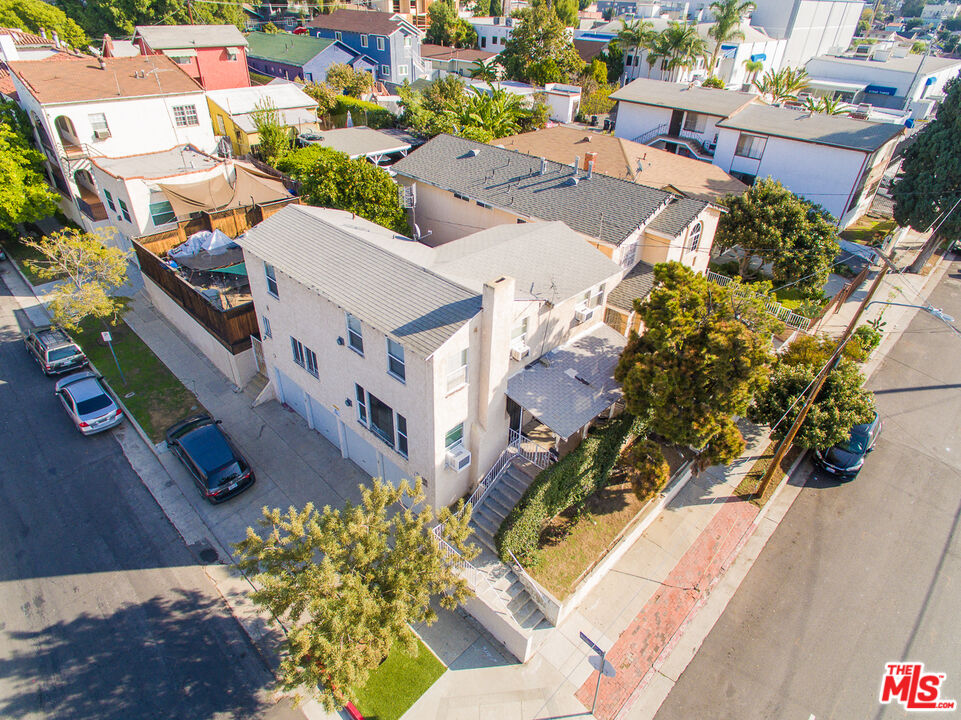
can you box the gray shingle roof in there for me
[647,195,707,236]
[611,77,756,117]
[134,24,247,49]
[237,205,481,356]
[607,261,655,311]
[717,104,904,153]
[392,134,685,246]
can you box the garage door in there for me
[276,369,308,421]
[343,424,379,479]
[307,394,340,448]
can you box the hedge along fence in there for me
[326,97,396,129]
[495,414,646,567]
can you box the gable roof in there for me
[611,77,757,117]
[0,27,57,48]
[717,104,904,153]
[495,126,746,201]
[420,44,497,62]
[134,24,247,49]
[607,261,655,312]
[306,9,419,36]
[206,82,317,114]
[574,38,608,62]
[245,31,340,66]
[237,205,481,356]
[9,54,203,104]
[392,134,706,245]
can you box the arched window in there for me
[54,115,77,144]
[689,221,702,252]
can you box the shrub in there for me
[332,96,395,129]
[701,76,726,89]
[494,414,643,566]
[846,324,882,361]
[622,439,670,502]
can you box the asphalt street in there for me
[0,271,300,720]
[655,260,961,719]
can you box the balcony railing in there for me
[76,197,108,221]
[633,123,716,158]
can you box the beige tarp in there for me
[159,164,290,217]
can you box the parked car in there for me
[813,412,881,480]
[24,325,88,375]
[165,415,255,503]
[54,371,124,435]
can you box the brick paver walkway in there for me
[576,496,761,719]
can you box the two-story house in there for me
[391,134,721,276]
[9,54,217,234]
[237,204,624,512]
[133,24,250,90]
[306,8,425,85]
[245,30,377,84]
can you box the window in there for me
[262,314,272,339]
[171,55,192,65]
[453,192,469,201]
[511,316,528,345]
[445,423,464,450]
[305,346,318,376]
[216,114,226,135]
[226,47,238,61]
[117,198,132,222]
[355,384,408,455]
[381,64,390,76]
[264,262,279,298]
[361,33,368,47]
[103,189,116,212]
[335,31,343,41]
[481,36,487,48]
[88,113,110,139]
[404,35,411,47]
[387,338,405,382]
[689,221,702,252]
[683,112,706,133]
[398,65,408,77]
[396,414,408,457]
[291,336,304,366]
[476,200,490,208]
[734,133,766,160]
[346,313,364,354]
[446,348,468,393]
[368,392,394,444]
[355,383,368,424]
[149,200,176,226]
[291,337,317,375]
[377,37,385,51]
[591,283,606,308]
[172,104,199,128]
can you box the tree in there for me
[0,101,59,233]
[911,40,928,54]
[616,19,654,82]
[235,479,476,711]
[579,60,616,116]
[622,438,670,501]
[701,76,726,88]
[646,22,708,81]
[468,59,499,84]
[753,66,809,103]
[251,99,293,165]
[707,0,756,76]
[497,4,585,84]
[325,63,374,97]
[0,0,87,47]
[717,178,840,297]
[24,229,130,330]
[261,21,282,33]
[742,58,764,85]
[598,41,624,83]
[857,7,874,34]
[901,0,924,17]
[801,95,849,115]
[893,76,961,237]
[277,145,409,234]
[57,0,244,40]
[426,0,479,47]
[748,336,875,449]
[554,0,579,26]
[614,262,780,469]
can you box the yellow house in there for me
[206,84,320,156]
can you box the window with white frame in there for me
[511,316,528,346]
[734,133,766,160]
[335,31,342,40]
[170,54,192,65]
[103,189,116,212]
[386,337,405,382]
[149,200,176,226]
[445,422,464,450]
[591,283,606,308]
[689,221,702,252]
[262,314,272,338]
[346,313,364,354]
[381,64,390,76]
[291,336,318,376]
[355,383,368,424]
[226,47,238,61]
[216,114,226,135]
[398,65,408,77]
[360,33,368,47]
[172,104,199,127]
[264,262,279,298]
[88,113,110,139]
[355,383,408,456]
[446,348,468,392]
[396,414,408,457]
[377,36,385,51]
[118,198,132,222]
[404,35,411,47]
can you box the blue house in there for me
[246,31,377,84]
[306,8,424,86]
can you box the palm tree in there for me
[707,0,756,77]
[449,86,526,138]
[742,58,764,87]
[753,66,809,104]
[802,95,851,115]
[616,19,654,84]
[646,22,708,82]
[468,59,499,86]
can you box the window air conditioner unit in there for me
[510,342,531,361]
[574,304,596,323]
[93,129,111,140]
[446,444,471,472]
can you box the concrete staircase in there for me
[243,371,269,404]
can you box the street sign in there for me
[101,331,112,343]
[579,631,604,656]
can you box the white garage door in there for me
[276,369,308,421]
[343,424,379,480]
[307,394,340,448]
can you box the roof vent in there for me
[539,157,547,175]
[468,148,481,157]
[567,176,580,186]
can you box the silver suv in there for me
[24,326,88,376]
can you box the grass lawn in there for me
[72,314,204,443]
[733,440,804,507]
[352,637,445,720]
[840,217,897,245]
[249,71,273,85]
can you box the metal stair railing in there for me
[705,269,811,330]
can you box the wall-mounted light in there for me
[345,398,352,407]
[337,336,345,346]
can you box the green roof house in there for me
[245,31,377,84]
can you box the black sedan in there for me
[165,415,254,503]
[814,412,882,480]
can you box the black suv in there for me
[814,412,882,480]
[165,415,255,503]
[24,326,88,375]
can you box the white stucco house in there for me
[9,54,217,235]
[747,0,864,68]
[467,16,516,51]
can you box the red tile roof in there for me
[0,27,56,47]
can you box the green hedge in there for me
[332,96,396,129]
[495,414,644,566]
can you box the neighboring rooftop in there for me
[134,24,247,49]
[573,38,608,63]
[611,77,757,117]
[393,134,706,245]
[607,261,655,312]
[245,31,338,66]
[0,52,78,98]
[420,44,497,62]
[91,144,222,179]
[237,205,481,356]
[9,54,203,104]
[207,83,318,132]
[306,8,417,36]
[495,126,747,202]
[0,28,57,48]
[809,51,961,74]
[718,104,904,152]
[300,126,412,159]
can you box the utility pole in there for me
[754,265,890,500]
[187,0,195,24]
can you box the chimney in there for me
[52,30,60,48]
[476,275,516,432]
[40,27,47,40]
[582,151,597,171]
[102,33,115,58]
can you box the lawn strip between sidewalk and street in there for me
[733,440,804,506]
[352,637,446,720]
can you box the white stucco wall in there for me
[751,0,862,67]
[612,102,678,143]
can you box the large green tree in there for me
[616,18,654,82]
[717,178,839,298]
[893,76,961,237]
[235,479,475,711]
[0,0,87,47]
[554,0,579,27]
[0,102,58,233]
[497,4,585,84]
[707,0,756,76]
[277,145,409,233]
[748,335,875,449]
[614,262,780,469]
[57,0,243,39]
[426,0,478,47]
[251,99,293,166]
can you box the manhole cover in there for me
[199,548,219,563]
